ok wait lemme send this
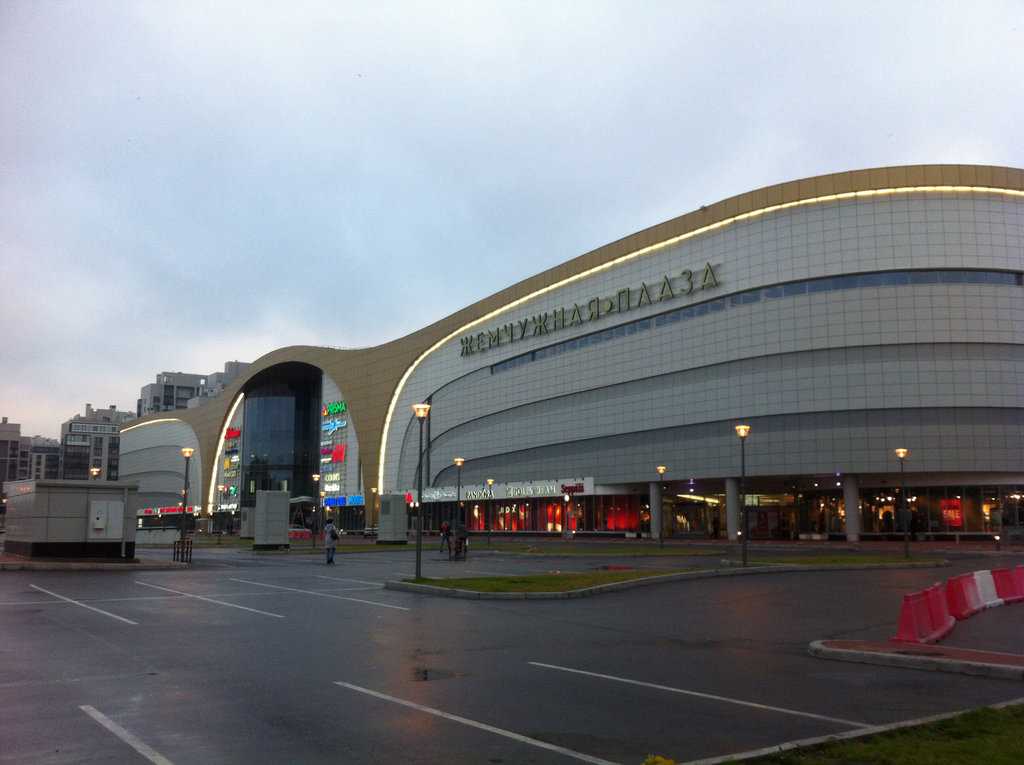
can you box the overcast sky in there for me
[2,1,1022,437]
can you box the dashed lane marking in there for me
[133,581,285,618]
[80,705,175,765]
[29,585,138,625]
[334,681,619,765]
[229,578,410,611]
[528,662,870,729]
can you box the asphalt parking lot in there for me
[2,547,1022,764]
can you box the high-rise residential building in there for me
[1,416,23,486]
[137,361,250,416]
[60,404,135,481]
[28,437,61,480]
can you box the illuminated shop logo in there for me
[331,444,346,463]
[324,482,341,492]
[460,263,720,357]
[322,401,347,417]
[321,447,333,455]
[321,418,347,434]
[321,472,341,482]
[225,427,241,440]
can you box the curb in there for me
[0,559,189,571]
[677,696,1024,765]
[718,559,951,570]
[383,565,856,600]
[808,639,1024,681]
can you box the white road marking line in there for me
[528,662,869,729]
[29,585,138,625]
[230,578,409,611]
[334,681,619,765]
[311,574,384,587]
[80,705,174,765]
[133,581,285,618]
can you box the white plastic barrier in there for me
[973,569,1005,609]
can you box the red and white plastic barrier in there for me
[945,573,983,620]
[992,567,1024,604]
[973,569,1004,608]
[892,565,1021,644]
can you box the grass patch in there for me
[743,704,1024,765]
[409,569,687,593]
[488,542,723,557]
[749,555,945,566]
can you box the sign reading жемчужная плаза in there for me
[459,262,720,357]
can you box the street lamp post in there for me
[486,478,495,545]
[312,473,320,549]
[894,448,910,559]
[453,457,465,527]
[656,465,667,548]
[180,447,194,542]
[412,403,431,580]
[734,425,751,567]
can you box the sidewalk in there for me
[0,552,187,571]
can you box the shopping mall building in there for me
[120,164,1024,541]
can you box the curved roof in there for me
[122,163,1024,504]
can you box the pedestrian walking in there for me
[324,518,339,565]
[439,520,451,554]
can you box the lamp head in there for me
[453,457,465,468]
[486,478,494,487]
[563,493,570,503]
[181,446,195,459]
[312,473,320,482]
[656,465,667,476]
[412,403,431,420]
[894,447,909,461]
[89,466,101,477]
[734,424,751,439]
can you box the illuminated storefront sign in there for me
[324,482,341,492]
[460,264,720,357]
[347,495,364,506]
[322,401,347,416]
[225,427,242,440]
[321,418,347,434]
[321,472,341,482]
[331,444,346,463]
[423,478,593,503]
[218,502,239,511]
[324,496,347,507]
[321,447,333,455]
[941,498,963,528]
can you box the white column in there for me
[726,478,740,541]
[843,474,861,542]
[649,481,662,541]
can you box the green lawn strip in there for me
[741,704,1024,765]
[487,542,724,557]
[747,554,946,566]
[409,569,687,593]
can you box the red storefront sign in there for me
[225,427,241,439]
[331,444,346,463]
[940,498,963,528]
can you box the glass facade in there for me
[240,363,322,513]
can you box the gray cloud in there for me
[2,0,1022,436]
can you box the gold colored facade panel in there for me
[123,164,1024,511]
